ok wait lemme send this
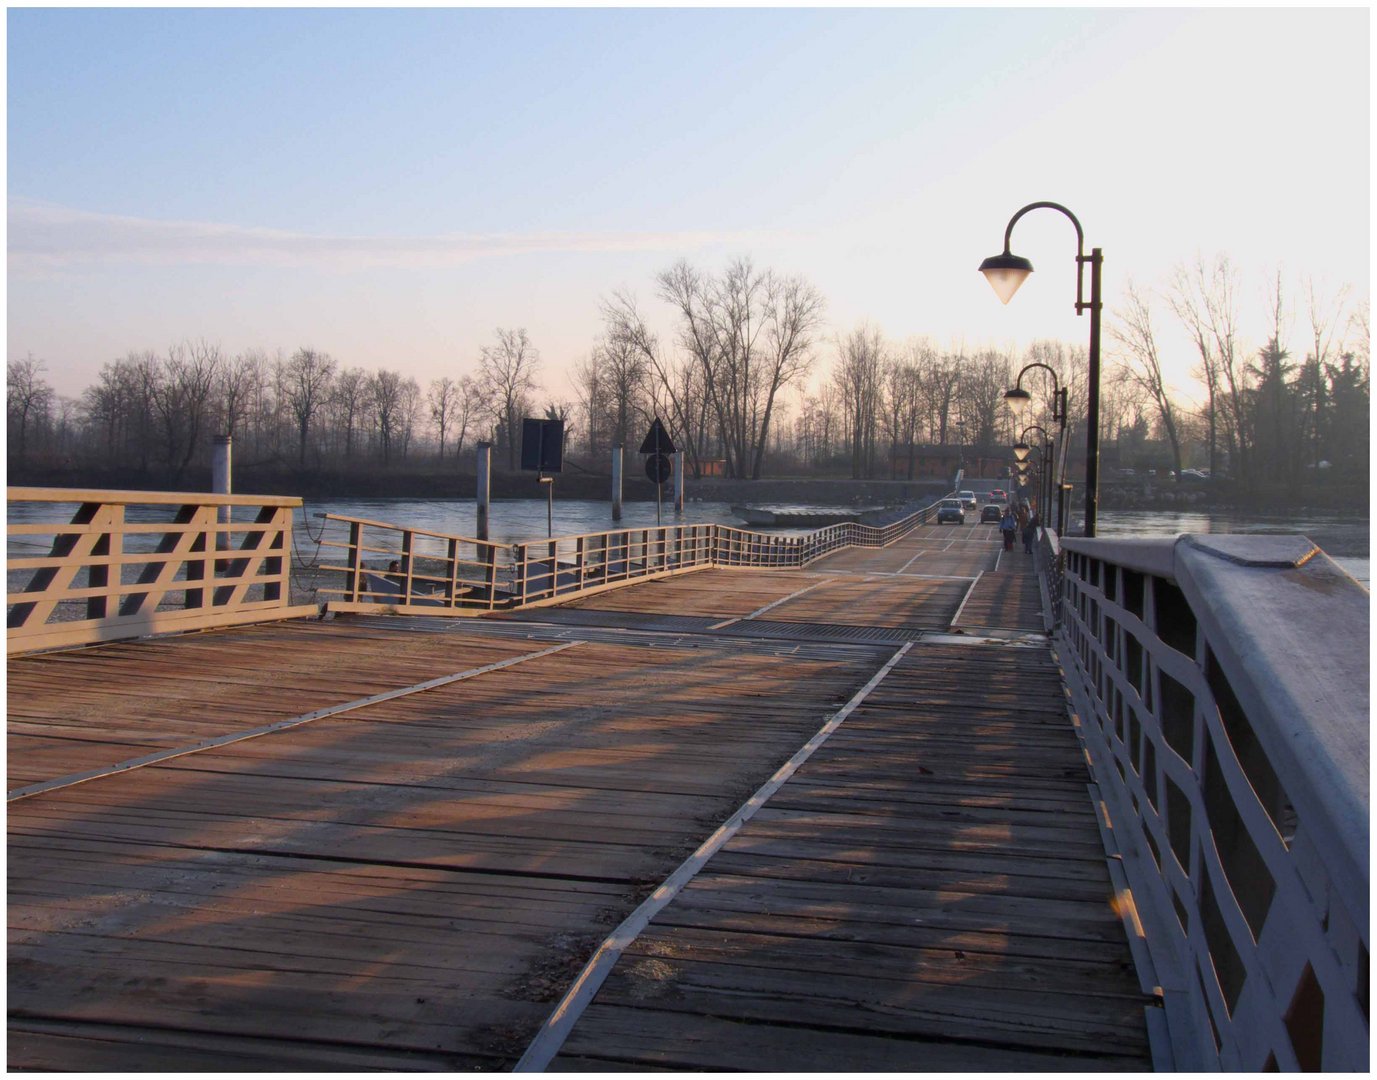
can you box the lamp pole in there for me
[1005,363,1067,534]
[1017,424,1052,523]
[980,202,1101,537]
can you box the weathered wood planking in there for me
[760,575,970,631]
[6,621,542,790]
[955,547,1048,632]
[8,630,880,1070]
[551,643,1155,1072]
[805,523,999,576]
[561,567,819,618]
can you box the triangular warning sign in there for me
[638,417,677,455]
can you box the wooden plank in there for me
[557,1002,1147,1072]
[7,623,883,1070]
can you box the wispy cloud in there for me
[8,199,769,272]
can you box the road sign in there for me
[645,453,672,484]
[638,417,676,456]
[520,418,564,473]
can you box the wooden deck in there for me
[7,522,1154,1070]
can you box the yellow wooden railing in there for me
[7,488,319,655]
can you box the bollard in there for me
[611,444,623,522]
[476,441,492,541]
[211,435,232,549]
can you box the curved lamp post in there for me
[1014,424,1052,524]
[1005,363,1067,534]
[980,201,1101,537]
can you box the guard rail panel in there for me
[1053,533,1368,1071]
[7,487,316,655]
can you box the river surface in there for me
[9,495,1368,585]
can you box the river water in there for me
[285,496,1370,587]
[9,495,1368,586]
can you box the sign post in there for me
[639,418,677,527]
[520,418,565,538]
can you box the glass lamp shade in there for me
[1004,386,1033,419]
[978,252,1035,305]
[1012,441,1031,463]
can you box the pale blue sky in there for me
[8,7,1371,402]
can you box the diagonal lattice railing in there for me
[1040,531,1368,1071]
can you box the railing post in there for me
[514,543,528,606]
[347,520,364,602]
[612,444,623,523]
[401,530,415,604]
[476,442,492,541]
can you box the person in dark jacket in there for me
[999,507,1017,551]
[1022,511,1039,554]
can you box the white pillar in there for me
[611,444,624,522]
[212,436,232,540]
[673,451,685,513]
[476,441,492,540]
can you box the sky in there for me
[6,5,1371,408]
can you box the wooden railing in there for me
[1048,534,1369,1071]
[7,488,319,655]
[321,498,945,614]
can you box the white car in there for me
[958,490,977,510]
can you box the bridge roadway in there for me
[7,521,1155,1070]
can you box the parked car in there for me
[958,490,977,509]
[937,499,966,524]
[980,503,1002,523]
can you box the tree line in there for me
[8,254,1369,491]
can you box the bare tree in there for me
[1168,259,1223,475]
[219,350,266,441]
[370,370,406,464]
[1110,281,1183,476]
[832,325,886,479]
[601,291,711,476]
[429,376,460,459]
[282,347,336,467]
[7,354,54,466]
[331,367,369,460]
[478,328,540,468]
[654,258,824,479]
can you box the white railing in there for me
[1050,533,1368,1071]
[321,498,946,614]
[7,487,319,655]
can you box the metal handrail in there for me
[1046,533,1369,1071]
[321,496,948,614]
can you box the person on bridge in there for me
[1022,510,1039,554]
[999,507,1017,551]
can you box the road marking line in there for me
[707,577,835,628]
[950,570,984,628]
[7,640,584,803]
[513,641,914,1073]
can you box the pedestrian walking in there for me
[1022,510,1039,554]
[999,507,1017,552]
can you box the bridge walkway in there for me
[6,522,1153,1070]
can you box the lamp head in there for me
[1012,440,1031,464]
[979,251,1034,304]
[1004,386,1033,420]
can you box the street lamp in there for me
[980,201,1101,536]
[1005,363,1067,534]
[1016,424,1053,524]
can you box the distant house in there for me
[695,458,728,478]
